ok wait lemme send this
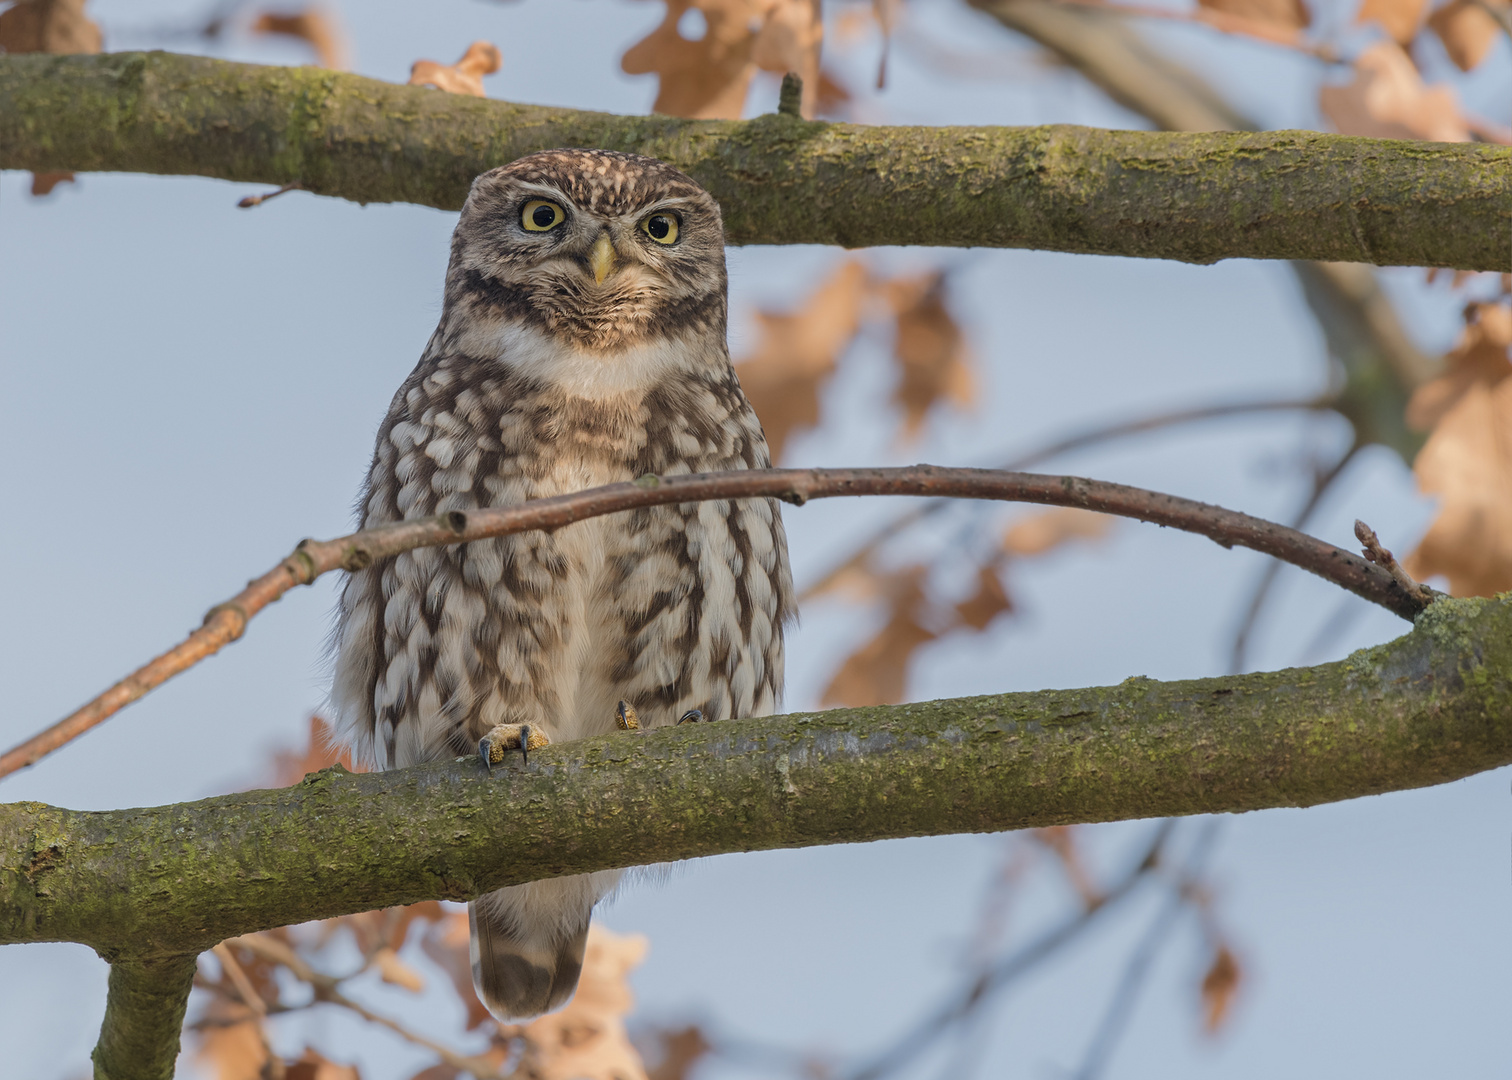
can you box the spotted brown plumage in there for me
[330,150,793,1021]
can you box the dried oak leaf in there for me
[1319,41,1470,142]
[1198,0,1311,31]
[515,924,651,1080]
[249,8,349,69]
[622,0,822,119]
[1355,0,1428,44]
[1200,945,1243,1033]
[1403,303,1512,597]
[820,567,935,708]
[1427,0,1502,71]
[286,1048,362,1080]
[30,171,74,196]
[1031,826,1103,909]
[373,946,426,992]
[0,0,100,53]
[1001,507,1112,557]
[646,1025,712,1080]
[421,908,496,1030]
[193,1000,271,1080]
[733,259,869,462]
[881,271,975,442]
[954,562,1013,631]
[409,41,502,97]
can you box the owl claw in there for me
[677,709,704,725]
[479,723,550,772]
[615,701,640,731]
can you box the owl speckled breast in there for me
[330,149,793,1022]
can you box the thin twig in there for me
[237,181,301,208]
[0,463,1426,780]
[1070,819,1223,1080]
[799,396,1329,600]
[226,934,506,1079]
[1354,520,1438,605]
[1230,443,1360,673]
[843,820,1177,1080]
[1055,0,1340,59]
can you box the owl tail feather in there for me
[469,896,588,1022]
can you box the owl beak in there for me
[589,233,616,285]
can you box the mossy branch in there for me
[2,51,1508,270]
[4,594,1510,959]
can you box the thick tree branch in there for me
[0,466,1432,781]
[1,52,1508,269]
[3,593,1509,962]
[91,953,198,1080]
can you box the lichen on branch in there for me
[0,51,1507,270]
[4,593,1510,962]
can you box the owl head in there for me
[443,149,728,355]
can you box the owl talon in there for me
[479,723,551,772]
[677,709,704,725]
[615,701,640,731]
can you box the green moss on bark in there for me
[3,595,1509,960]
[1,52,1508,269]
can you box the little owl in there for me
[331,150,794,1021]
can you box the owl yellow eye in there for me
[641,213,680,245]
[521,200,565,232]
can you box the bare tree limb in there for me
[0,52,1508,269]
[0,465,1434,780]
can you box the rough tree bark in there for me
[3,594,1510,1077]
[1,51,1509,270]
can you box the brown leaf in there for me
[249,8,349,69]
[409,41,502,97]
[516,924,651,1080]
[1319,41,1470,142]
[272,715,358,787]
[954,563,1013,631]
[1001,507,1112,557]
[733,259,869,462]
[1405,302,1512,432]
[421,909,495,1030]
[622,1,823,119]
[0,0,101,53]
[285,1048,362,1080]
[1031,827,1102,909]
[1427,0,1502,70]
[406,1068,461,1080]
[193,1003,271,1080]
[646,1026,712,1080]
[1355,0,1428,43]
[1198,0,1311,31]
[751,0,824,115]
[372,946,426,993]
[881,271,975,442]
[1403,303,1512,596]
[820,568,935,707]
[30,171,74,196]
[1200,945,1243,1033]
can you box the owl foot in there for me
[479,723,551,772]
[615,701,704,731]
